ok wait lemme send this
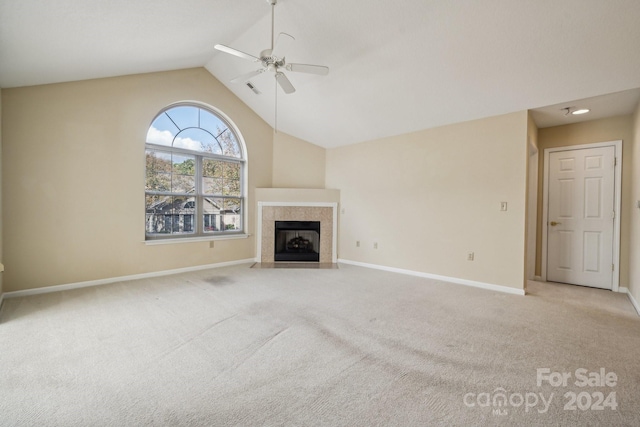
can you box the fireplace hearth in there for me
[274,221,320,262]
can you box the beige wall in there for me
[535,115,634,286]
[272,132,325,188]
[630,104,640,304]
[2,68,273,292]
[326,111,529,290]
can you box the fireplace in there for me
[256,194,338,264]
[274,221,320,262]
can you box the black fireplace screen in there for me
[274,221,320,262]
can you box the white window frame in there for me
[144,102,249,244]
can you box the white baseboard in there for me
[338,259,526,296]
[618,287,640,316]
[3,258,257,299]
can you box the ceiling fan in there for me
[214,0,329,96]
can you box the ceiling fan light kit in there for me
[214,0,329,131]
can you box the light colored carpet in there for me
[0,263,638,426]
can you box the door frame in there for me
[541,140,622,291]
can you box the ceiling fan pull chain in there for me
[275,77,278,134]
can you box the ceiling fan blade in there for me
[230,68,265,83]
[271,32,295,59]
[214,44,260,62]
[286,63,329,76]
[275,72,296,94]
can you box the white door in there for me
[547,146,615,289]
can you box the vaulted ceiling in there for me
[2,0,640,148]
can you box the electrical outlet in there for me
[209,241,215,249]
[373,242,378,249]
[500,202,508,211]
[467,252,474,261]
[356,240,360,247]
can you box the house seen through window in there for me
[145,104,245,240]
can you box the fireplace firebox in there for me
[274,221,320,262]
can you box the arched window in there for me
[145,103,246,240]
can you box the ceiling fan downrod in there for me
[268,0,277,51]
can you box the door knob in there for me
[550,221,562,226]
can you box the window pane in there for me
[200,109,228,135]
[218,129,241,158]
[223,179,240,196]
[224,198,241,213]
[146,195,196,235]
[172,196,196,234]
[146,150,172,172]
[146,113,179,146]
[146,213,171,234]
[201,197,241,233]
[203,197,222,214]
[172,154,195,193]
[165,106,198,130]
[203,213,219,233]
[146,194,171,234]
[174,128,221,153]
[202,177,223,195]
[146,150,172,191]
[147,172,171,192]
[222,162,241,196]
[222,199,242,231]
[184,213,193,232]
[203,197,222,233]
[203,159,224,178]
[223,162,240,179]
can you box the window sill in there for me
[144,234,250,245]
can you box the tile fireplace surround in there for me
[256,189,339,264]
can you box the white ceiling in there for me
[2,0,640,148]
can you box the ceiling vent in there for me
[246,81,261,94]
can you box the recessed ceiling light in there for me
[562,107,591,116]
[571,108,590,115]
